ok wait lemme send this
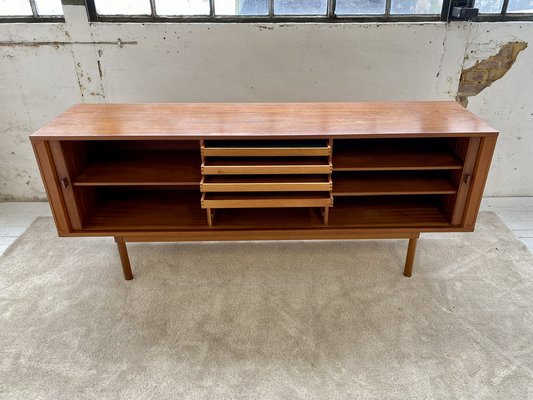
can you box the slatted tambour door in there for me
[200,139,334,226]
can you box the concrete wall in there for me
[0,3,531,200]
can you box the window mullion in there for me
[328,0,336,17]
[149,0,156,17]
[210,0,215,17]
[385,0,391,17]
[269,0,274,17]
[502,0,510,17]
[440,0,451,21]
[29,0,38,17]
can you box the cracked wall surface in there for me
[0,17,532,199]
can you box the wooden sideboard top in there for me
[31,101,498,140]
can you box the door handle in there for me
[60,178,69,189]
[463,174,471,185]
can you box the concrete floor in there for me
[1,198,533,255]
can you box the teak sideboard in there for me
[30,102,498,280]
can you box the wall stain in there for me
[456,41,528,107]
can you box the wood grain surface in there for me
[31,102,497,140]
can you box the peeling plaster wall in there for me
[463,23,533,197]
[0,23,82,200]
[0,9,531,199]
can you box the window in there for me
[85,0,533,21]
[474,0,533,19]
[476,0,505,13]
[507,0,533,13]
[1,0,527,22]
[88,0,453,20]
[0,0,63,20]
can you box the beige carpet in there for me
[1,212,533,399]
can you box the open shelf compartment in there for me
[332,138,465,171]
[333,171,458,196]
[77,187,206,231]
[63,140,202,187]
[328,195,451,228]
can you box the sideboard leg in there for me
[114,236,133,280]
[321,206,330,225]
[403,235,419,277]
[206,208,213,227]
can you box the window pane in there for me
[508,0,533,12]
[391,0,442,14]
[336,0,386,14]
[476,0,504,13]
[215,0,269,15]
[274,0,327,14]
[94,0,151,15]
[156,0,210,15]
[0,0,32,16]
[35,0,63,15]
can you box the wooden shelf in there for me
[83,191,449,230]
[333,172,457,196]
[74,150,201,186]
[201,175,331,192]
[212,197,450,229]
[201,192,333,209]
[83,188,206,231]
[329,196,450,227]
[333,140,463,171]
[202,157,331,175]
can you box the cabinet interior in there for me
[56,137,473,231]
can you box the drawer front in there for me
[201,181,332,192]
[202,164,332,175]
[201,139,331,157]
[202,146,331,157]
[201,194,333,209]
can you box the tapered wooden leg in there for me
[114,236,133,280]
[322,206,330,225]
[206,208,213,227]
[403,235,419,277]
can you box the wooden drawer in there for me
[202,146,331,157]
[201,192,333,209]
[201,140,331,157]
[200,175,332,192]
[202,158,332,175]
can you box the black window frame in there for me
[86,0,533,22]
[86,0,441,22]
[1,0,532,23]
[443,0,533,21]
[0,0,64,23]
